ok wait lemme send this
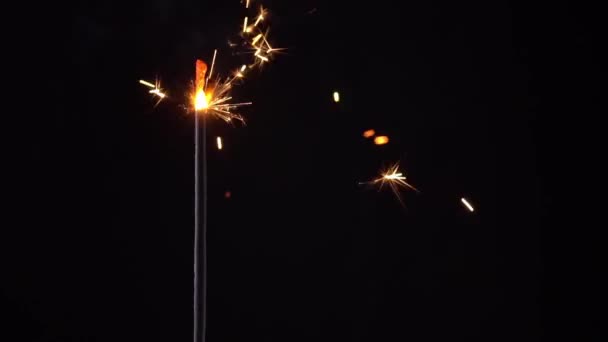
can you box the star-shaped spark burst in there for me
[361,162,419,206]
[139,79,167,106]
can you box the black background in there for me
[4,1,603,341]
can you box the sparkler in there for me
[138,2,281,342]
[360,162,419,206]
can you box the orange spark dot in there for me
[363,129,376,138]
[374,136,389,145]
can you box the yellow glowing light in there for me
[217,137,223,150]
[191,67,252,123]
[243,17,249,32]
[194,90,210,111]
[374,136,389,145]
[363,129,376,138]
[241,65,247,72]
[461,198,475,212]
[245,0,250,8]
[333,91,340,103]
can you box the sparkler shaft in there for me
[194,110,208,342]
[194,110,199,342]
[201,110,208,342]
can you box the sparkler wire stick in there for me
[193,111,209,342]
[194,108,200,342]
[194,79,209,342]
[201,105,209,342]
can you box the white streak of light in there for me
[149,89,166,98]
[461,198,475,212]
[217,137,223,150]
[254,14,264,26]
[206,49,217,89]
[139,80,155,88]
[333,91,340,103]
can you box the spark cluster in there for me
[140,0,282,125]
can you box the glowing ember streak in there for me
[243,17,249,32]
[149,89,166,98]
[246,0,250,8]
[254,13,264,26]
[255,54,269,62]
[140,79,167,102]
[461,198,475,212]
[216,137,223,150]
[333,91,340,103]
[241,65,247,72]
[206,49,217,88]
[262,35,274,51]
[363,129,376,138]
[139,80,156,88]
[374,136,389,145]
[252,33,263,45]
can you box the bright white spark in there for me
[461,198,475,212]
[139,80,156,88]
